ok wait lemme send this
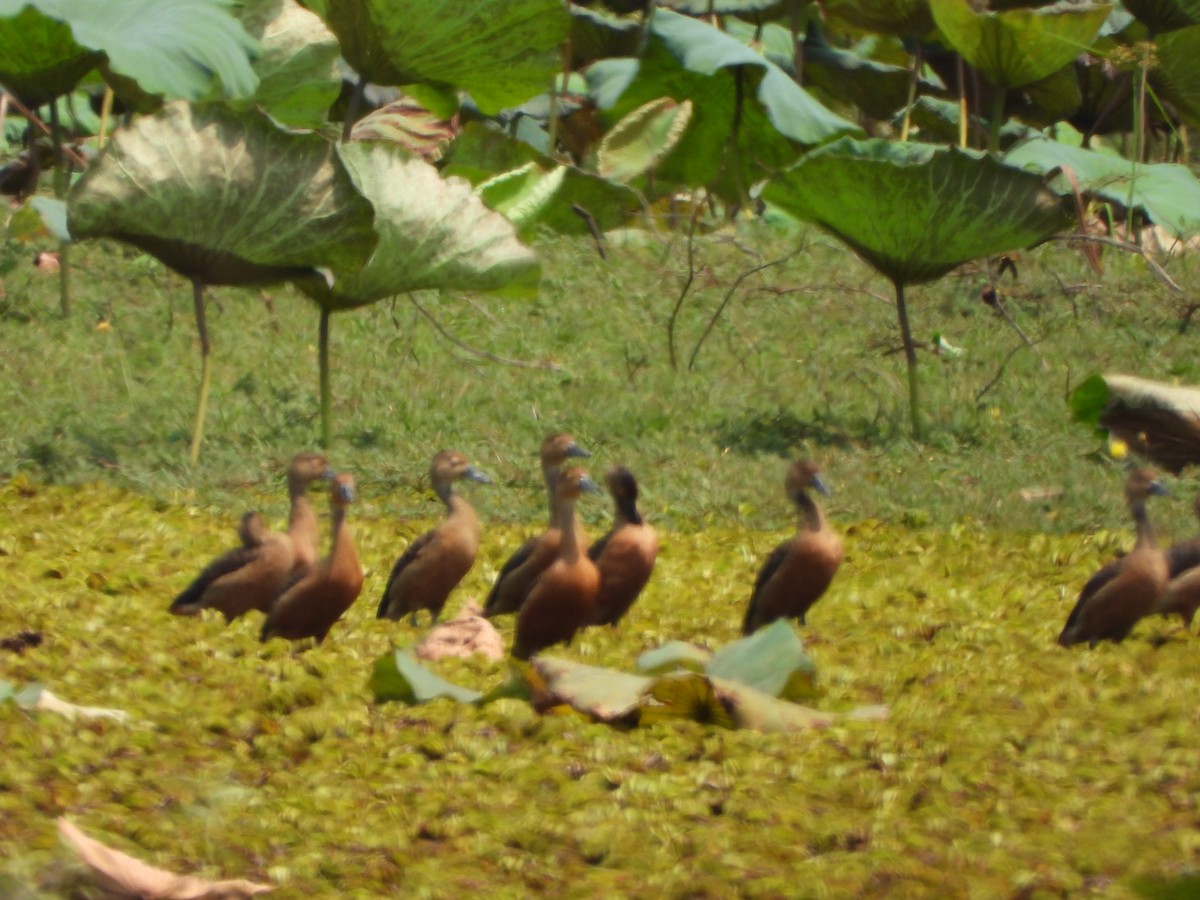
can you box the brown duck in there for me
[283,452,335,572]
[1059,468,1170,647]
[484,433,589,618]
[261,473,364,645]
[169,511,295,622]
[742,460,843,635]
[512,468,601,660]
[377,450,491,624]
[588,466,658,627]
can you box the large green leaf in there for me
[1155,26,1200,130]
[803,38,942,121]
[296,141,540,311]
[569,4,643,69]
[823,0,933,36]
[705,618,818,701]
[370,649,483,704]
[0,6,101,105]
[1123,0,1200,32]
[0,0,260,101]
[760,137,1071,286]
[1005,137,1200,239]
[234,0,340,130]
[929,0,1111,89]
[444,122,643,236]
[315,0,569,115]
[588,10,859,199]
[68,102,376,285]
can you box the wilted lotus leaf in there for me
[370,649,483,704]
[762,138,1071,286]
[68,101,376,285]
[531,657,652,725]
[350,96,458,161]
[475,164,568,237]
[596,98,693,185]
[711,677,889,733]
[1154,26,1200,130]
[1070,373,1200,474]
[312,0,569,115]
[1123,0,1200,32]
[58,818,273,899]
[640,671,735,729]
[706,619,819,701]
[635,640,712,675]
[295,141,540,310]
[929,0,1111,90]
[235,0,341,130]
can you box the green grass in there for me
[4,227,1200,895]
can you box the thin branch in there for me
[409,294,565,372]
[667,197,706,371]
[687,247,804,371]
[1051,233,1184,294]
[975,335,1047,404]
[1,93,88,169]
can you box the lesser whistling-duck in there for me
[169,511,296,622]
[1059,468,1170,647]
[588,465,658,627]
[284,452,335,572]
[741,459,843,635]
[1068,490,1200,631]
[483,433,589,618]
[261,473,364,645]
[377,450,491,624]
[512,468,602,660]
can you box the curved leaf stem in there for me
[899,40,922,143]
[893,279,922,439]
[189,279,211,465]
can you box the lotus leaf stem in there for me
[48,101,70,318]
[893,279,921,439]
[189,279,211,465]
[988,88,1006,154]
[319,306,332,450]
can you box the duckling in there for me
[742,460,843,635]
[284,452,335,571]
[261,473,363,645]
[1058,468,1170,647]
[588,466,658,626]
[512,468,602,660]
[484,433,590,618]
[377,451,491,624]
[169,512,296,622]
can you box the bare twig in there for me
[687,247,804,371]
[409,294,565,372]
[571,204,606,260]
[1,92,89,169]
[667,196,706,371]
[975,335,1046,404]
[1051,233,1184,294]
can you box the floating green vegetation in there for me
[5,479,1200,895]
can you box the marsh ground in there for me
[3,228,1200,896]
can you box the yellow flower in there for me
[1109,438,1128,460]
[95,320,112,332]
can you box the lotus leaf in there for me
[1005,137,1200,239]
[823,0,934,36]
[1154,26,1200,129]
[349,97,457,161]
[531,657,651,724]
[314,0,569,115]
[596,98,693,184]
[370,649,483,704]
[569,4,643,69]
[636,640,713,675]
[1123,0,1200,32]
[0,0,260,102]
[295,141,540,311]
[588,10,859,200]
[1069,373,1200,474]
[929,0,1111,90]
[762,137,1071,286]
[706,618,818,700]
[0,6,101,105]
[475,163,568,236]
[68,101,376,285]
[640,671,736,728]
[234,0,341,130]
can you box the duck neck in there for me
[555,498,583,562]
[543,465,559,522]
[434,480,454,511]
[288,479,317,542]
[615,495,642,527]
[1132,500,1158,550]
[794,491,824,533]
[328,505,358,576]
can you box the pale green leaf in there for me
[705,619,818,700]
[596,98,693,184]
[369,649,483,704]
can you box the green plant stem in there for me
[987,87,1006,154]
[189,279,211,465]
[48,100,70,317]
[1127,52,1148,241]
[893,279,921,440]
[319,306,332,450]
[899,39,922,143]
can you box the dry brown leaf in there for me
[57,819,273,899]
